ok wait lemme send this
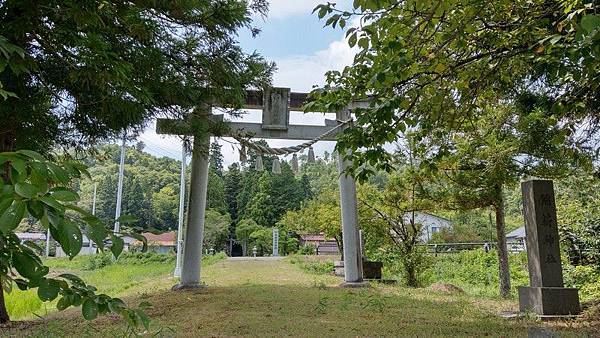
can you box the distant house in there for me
[506,226,526,252]
[405,213,452,242]
[16,232,46,243]
[300,234,339,255]
[141,231,177,254]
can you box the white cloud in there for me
[272,38,356,91]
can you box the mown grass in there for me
[3,252,226,321]
[3,255,596,337]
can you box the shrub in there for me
[564,265,600,301]
[82,252,114,270]
[419,249,528,298]
[289,255,333,275]
[297,244,317,255]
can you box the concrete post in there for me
[174,142,187,278]
[175,132,210,289]
[336,110,365,286]
[114,133,126,234]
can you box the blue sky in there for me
[140,1,354,165]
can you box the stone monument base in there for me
[518,286,580,315]
[339,281,370,288]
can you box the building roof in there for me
[506,226,526,239]
[16,232,46,240]
[301,234,325,241]
[141,231,177,246]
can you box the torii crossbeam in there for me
[157,87,366,288]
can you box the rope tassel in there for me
[272,157,281,174]
[307,147,316,164]
[255,155,264,171]
[291,154,299,173]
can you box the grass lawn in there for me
[2,255,597,337]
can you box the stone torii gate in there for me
[157,87,366,288]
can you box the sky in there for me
[138,0,354,165]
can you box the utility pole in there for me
[114,133,126,234]
[90,182,97,251]
[45,228,51,257]
[174,141,187,277]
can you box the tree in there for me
[152,186,179,231]
[235,219,261,256]
[0,151,147,326]
[204,209,231,251]
[224,163,243,223]
[0,0,273,153]
[0,0,274,324]
[358,139,438,287]
[122,177,154,228]
[244,163,306,227]
[209,142,224,178]
[310,1,600,178]
[207,170,227,214]
[279,187,343,255]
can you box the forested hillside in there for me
[68,141,314,251]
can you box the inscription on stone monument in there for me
[262,87,290,130]
[272,227,279,257]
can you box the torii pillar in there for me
[158,88,366,289]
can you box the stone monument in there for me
[519,180,580,316]
[272,227,279,257]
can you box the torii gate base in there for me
[159,88,367,289]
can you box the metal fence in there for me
[421,241,526,255]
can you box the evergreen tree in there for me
[207,170,227,214]
[224,163,243,223]
[209,142,224,178]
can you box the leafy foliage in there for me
[310,0,600,179]
[0,150,147,328]
[0,0,273,152]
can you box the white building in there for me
[402,212,452,242]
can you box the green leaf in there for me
[50,188,80,202]
[12,250,47,280]
[0,200,27,234]
[82,299,99,320]
[110,235,124,258]
[38,278,60,301]
[86,217,108,251]
[15,182,39,198]
[108,298,126,314]
[581,14,600,33]
[53,220,83,259]
[16,150,45,161]
[57,296,71,311]
[40,195,65,212]
[134,308,150,330]
[10,158,26,178]
[58,273,86,288]
[47,163,70,183]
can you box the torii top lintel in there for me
[156,87,367,141]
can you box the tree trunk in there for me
[0,130,14,323]
[494,187,511,298]
[0,277,9,324]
